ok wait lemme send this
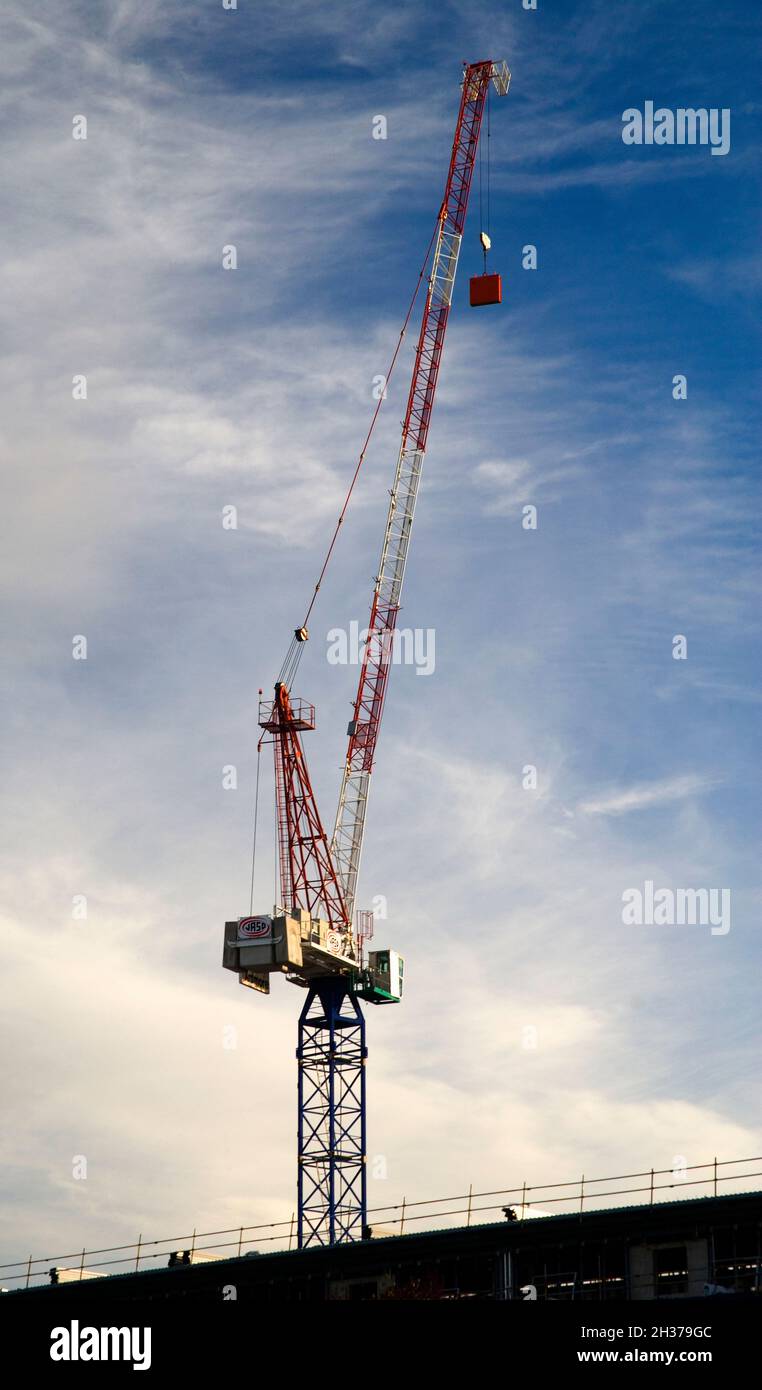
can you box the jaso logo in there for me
[238,916,272,940]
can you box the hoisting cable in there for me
[479,85,492,274]
[478,117,484,252]
[273,792,279,913]
[248,736,263,914]
[275,214,442,691]
[487,83,492,242]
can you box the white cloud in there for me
[578,775,716,818]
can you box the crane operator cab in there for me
[363,950,404,1005]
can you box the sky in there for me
[1,0,761,1281]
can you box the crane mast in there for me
[223,58,511,1249]
[331,59,511,925]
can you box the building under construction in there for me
[7,1189,761,1304]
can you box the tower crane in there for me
[223,58,511,1249]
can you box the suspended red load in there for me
[470,273,502,306]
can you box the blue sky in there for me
[1,0,761,1273]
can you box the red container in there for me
[469,273,502,307]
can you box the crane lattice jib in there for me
[331,60,510,924]
[264,683,351,929]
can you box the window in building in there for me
[348,1280,378,1301]
[654,1246,688,1297]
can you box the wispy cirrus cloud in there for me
[578,774,717,818]
[667,251,762,302]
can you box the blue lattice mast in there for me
[297,980,367,1246]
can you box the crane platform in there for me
[222,913,403,1003]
